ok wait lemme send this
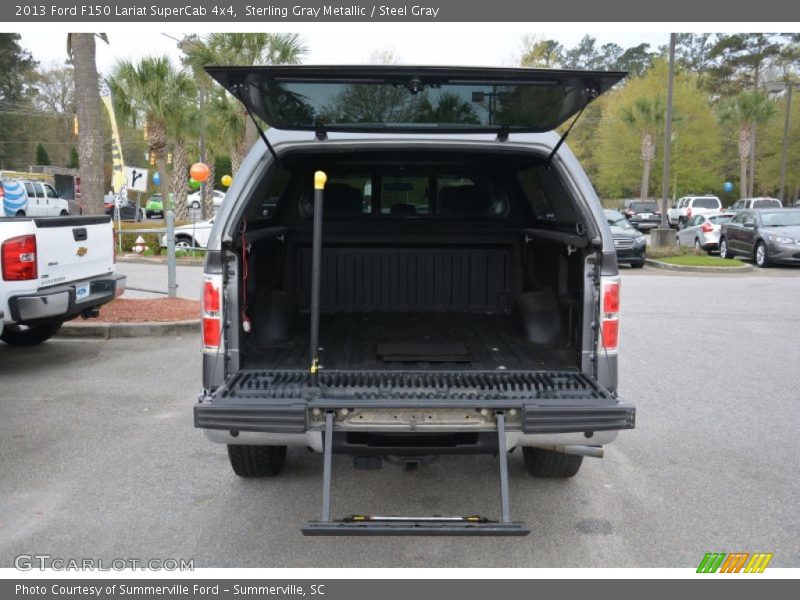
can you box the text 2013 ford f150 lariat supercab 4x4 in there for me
[1,215,125,345]
[193,65,636,536]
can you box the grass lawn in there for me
[655,255,743,267]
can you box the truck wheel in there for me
[522,447,583,478]
[227,445,286,477]
[0,322,63,346]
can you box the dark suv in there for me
[194,66,635,536]
[621,200,661,230]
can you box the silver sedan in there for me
[676,213,735,252]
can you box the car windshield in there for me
[693,198,719,208]
[760,211,800,227]
[605,211,632,228]
[753,199,781,209]
[631,202,657,212]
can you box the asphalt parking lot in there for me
[1,266,799,568]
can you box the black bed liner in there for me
[219,369,610,402]
[242,313,575,372]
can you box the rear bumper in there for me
[7,272,126,326]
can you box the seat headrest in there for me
[389,203,417,216]
[438,185,491,215]
[325,182,363,215]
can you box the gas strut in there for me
[309,170,327,386]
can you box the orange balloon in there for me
[189,162,210,183]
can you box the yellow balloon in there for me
[221,175,232,187]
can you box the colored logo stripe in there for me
[744,553,773,573]
[719,553,749,573]
[697,553,726,573]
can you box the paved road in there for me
[1,267,799,568]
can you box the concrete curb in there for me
[645,258,753,273]
[116,256,204,267]
[58,319,200,339]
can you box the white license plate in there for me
[75,282,91,303]
[640,213,653,218]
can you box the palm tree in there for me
[107,56,195,218]
[718,91,777,199]
[180,33,307,173]
[67,33,107,215]
[165,101,199,222]
[621,96,666,201]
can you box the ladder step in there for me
[302,520,530,536]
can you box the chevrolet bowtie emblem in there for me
[76,246,88,257]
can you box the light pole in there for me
[652,33,677,249]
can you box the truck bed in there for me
[242,312,575,372]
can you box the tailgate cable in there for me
[240,218,252,333]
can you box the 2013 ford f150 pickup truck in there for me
[193,65,636,536]
[1,215,126,345]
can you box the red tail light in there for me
[600,277,620,352]
[2,234,37,281]
[701,222,713,233]
[202,276,222,350]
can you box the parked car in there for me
[160,218,213,250]
[727,197,782,212]
[605,209,646,267]
[621,200,661,230]
[104,197,145,222]
[194,65,636,536]
[1,214,125,345]
[675,212,735,252]
[719,208,800,267]
[187,189,226,210]
[1,178,70,217]
[145,194,169,219]
[667,195,722,228]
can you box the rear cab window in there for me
[692,198,720,209]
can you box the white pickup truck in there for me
[1,215,126,345]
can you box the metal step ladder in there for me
[301,411,531,536]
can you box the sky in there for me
[19,26,670,74]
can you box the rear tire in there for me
[522,447,583,478]
[60,210,69,216]
[719,237,733,259]
[174,236,194,251]
[227,445,287,477]
[631,260,645,269]
[1,321,63,346]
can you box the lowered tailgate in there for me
[33,216,114,288]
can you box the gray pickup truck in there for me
[194,66,635,536]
